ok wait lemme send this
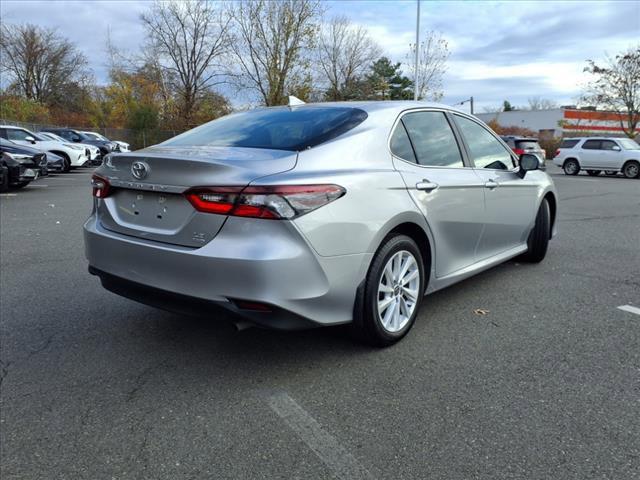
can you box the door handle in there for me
[416,180,439,192]
[484,179,499,190]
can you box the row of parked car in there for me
[500,134,640,178]
[0,126,130,192]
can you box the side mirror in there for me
[72,137,81,142]
[517,153,539,178]
[25,136,36,143]
[612,145,621,151]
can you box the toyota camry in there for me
[84,101,557,346]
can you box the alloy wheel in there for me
[377,250,420,333]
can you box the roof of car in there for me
[501,136,539,141]
[255,100,469,116]
[566,137,623,141]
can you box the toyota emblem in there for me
[131,161,149,180]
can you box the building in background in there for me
[476,107,639,138]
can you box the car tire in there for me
[520,198,550,263]
[56,153,71,173]
[622,161,640,179]
[586,170,601,176]
[563,159,580,175]
[352,234,425,347]
[0,166,9,193]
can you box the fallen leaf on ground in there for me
[473,309,490,316]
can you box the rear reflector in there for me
[233,300,272,312]
[184,184,345,219]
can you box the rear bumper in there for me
[89,266,320,330]
[84,214,371,328]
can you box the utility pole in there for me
[414,0,420,101]
[470,96,474,115]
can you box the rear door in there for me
[95,146,297,247]
[579,139,601,168]
[452,114,539,259]
[391,110,485,278]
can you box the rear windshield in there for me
[515,140,540,150]
[560,139,580,148]
[162,106,368,151]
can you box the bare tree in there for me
[141,0,232,127]
[527,96,559,110]
[0,23,89,106]
[229,0,323,106]
[406,31,449,101]
[316,15,381,101]
[583,45,640,138]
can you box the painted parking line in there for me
[617,305,640,316]
[268,392,375,480]
[0,193,18,197]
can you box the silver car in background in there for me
[84,101,557,346]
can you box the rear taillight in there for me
[513,148,525,156]
[184,184,345,220]
[91,174,111,198]
[554,149,560,157]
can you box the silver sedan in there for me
[84,101,557,346]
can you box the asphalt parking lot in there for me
[1,166,639,480]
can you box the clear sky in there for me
[2,0,639,112]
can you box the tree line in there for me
[0,0,449,136]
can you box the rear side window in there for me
[560,139,579,148]
[390,123,416,163]
[400,111,464,168]
[582,140,601,150]
[162,107,368,151]
[454,115,515,170]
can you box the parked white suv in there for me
[553,137,640,178]
[0,125,88,172]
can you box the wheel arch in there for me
[366,212,434,289]
[563,156,580,167]
[622,159,640,177]
[543,191,557,238]
[49,150,70,161]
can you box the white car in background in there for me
[553,137,640,178]
[82,131,130,152]
[0,125,88,172]
[39,131,101,163]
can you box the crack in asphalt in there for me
[559,213,640,223]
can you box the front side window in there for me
[600,140,619,151]
[581,139,601,150]
[6,129,33,141]
[162,106,368,151]
[454,115,514,170]
[400,111,464,168]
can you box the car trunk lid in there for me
[95,146,297,247]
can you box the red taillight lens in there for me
[554,149,560,157]
[513,148,525,156]
[184,184,345,219]
[91,174,111,198]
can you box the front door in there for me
[452,114,539,259]
[390,110,485,278]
